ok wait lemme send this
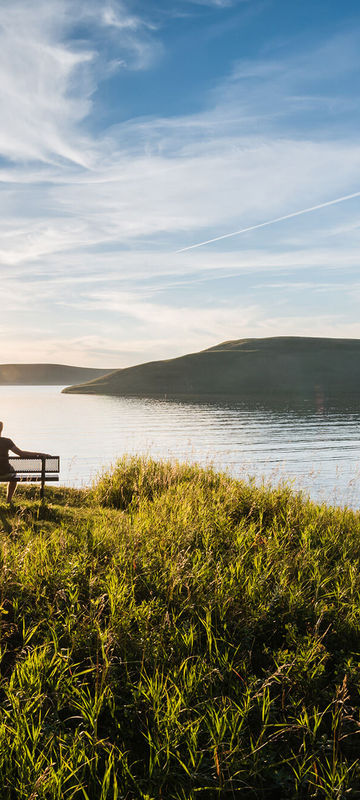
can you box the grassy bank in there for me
[1,457,360,798]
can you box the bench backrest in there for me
[9,456,60,473]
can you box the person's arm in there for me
[10,444,51,458]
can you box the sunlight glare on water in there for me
[1,386,360,508]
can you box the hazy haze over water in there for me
[1,386,360,509]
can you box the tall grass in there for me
[1,455,360,798]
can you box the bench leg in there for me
[40,458,45,501]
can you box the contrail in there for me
[176,190,360,253]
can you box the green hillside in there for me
[63,336,360,402]
[1,456,360,798]
[0,363,113,385]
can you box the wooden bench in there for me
[6,456,60,500]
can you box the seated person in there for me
[0,421,50,504]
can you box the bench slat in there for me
[18,476,59,482]
[0,456,60,499]
[0,476,60,483]
[8,456,60,473]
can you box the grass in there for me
[1,455,360,798]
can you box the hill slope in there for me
[1,456,360,797]
[0,363,114,385]
[63,336,360,401]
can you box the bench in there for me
[6,456,60,500]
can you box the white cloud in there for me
[102,7,143,30]
[0,0,94,165]
[1,134,360,273]
[85,289,259,333]
[180,0,240,6]
[1,8,360,364]
[0,0,160,166]
[99,3,161,69]
[3,307,360,369]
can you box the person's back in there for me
[0,435,16,471]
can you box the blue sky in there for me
[1,0,360,366]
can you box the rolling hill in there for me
[0,364,113,385]
[62,336,360,402]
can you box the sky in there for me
[2,0,360,367]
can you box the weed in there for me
[1,456,360,797]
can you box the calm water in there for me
[1,385,360,508]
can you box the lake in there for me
[1,385,360,508]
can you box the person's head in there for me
[0,422,3,435]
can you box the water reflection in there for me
[0,386,359,508]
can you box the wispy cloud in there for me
[0,0,94,165]
[0,0,160,166]
[181,0,239,6]
[3,307,360,367]
[1,4,360,364]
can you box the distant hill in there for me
[0,364,114,385]
[62,336,360,403]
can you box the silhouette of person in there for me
[0,421,50,504]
